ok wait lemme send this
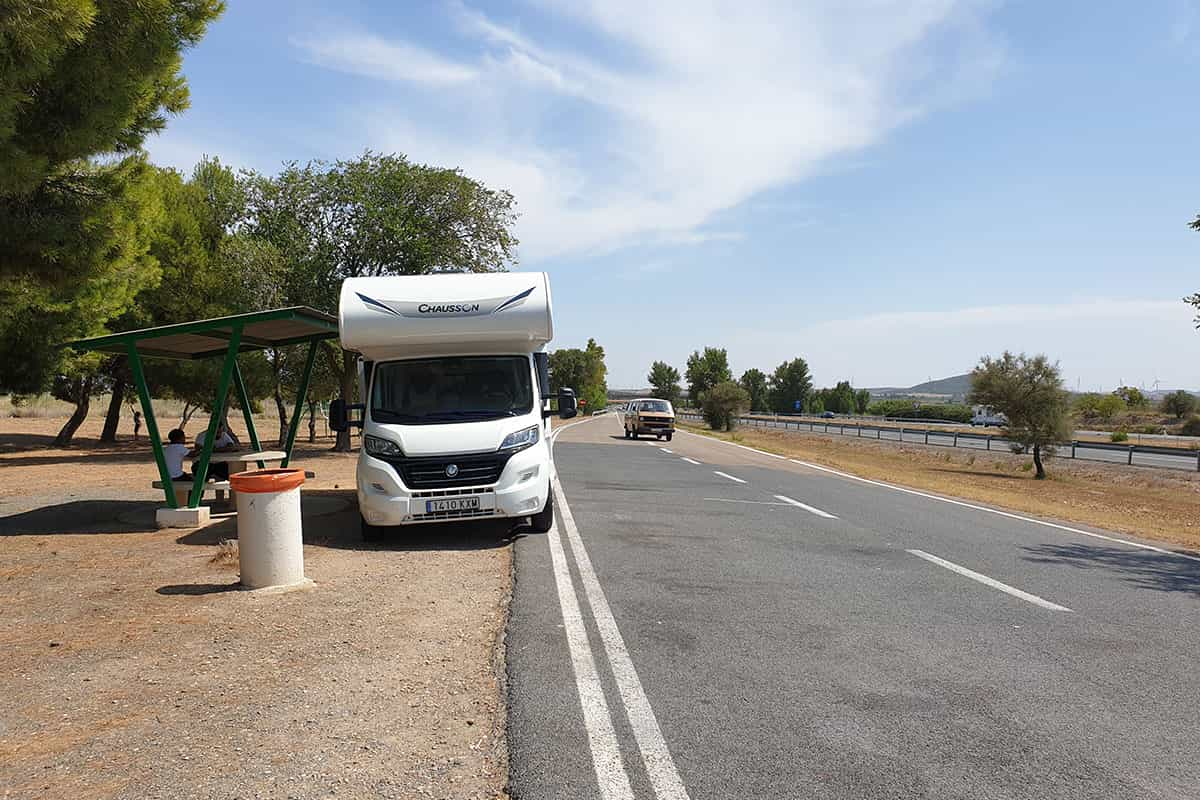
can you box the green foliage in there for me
[1096,394,1126,422]
[1114,386,1148,408]
[811,380,856,415]
[1110,430,1128,443]
[0,155,163,394]
[738,368,769,412]
[0,0,224,199]
[550,339,607,413]
[1161,389,1197,419]
[1181,415,1200,437]
[685,347,731,405]
[701,381,750,431]
[968,352,1072,479]
[865,400,973,423]
[854,388,871,414]
[767,358,812,414]
[648,361,681,404]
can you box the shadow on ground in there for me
[0,500,159,535]
[1022,542,1200,597]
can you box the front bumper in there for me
[356,444,549,526]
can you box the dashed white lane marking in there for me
[712,471,747,484]
[704,497,791,506]
[675,428,1200,563]
[680,457,701,465]
[660,447,674,453]
[774,494,838,519]
[906,549,1074,612]
[544,517,635,799]
[553,477,692,800]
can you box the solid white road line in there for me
[704,497,791,506]
[660,447,674,453]
[774,494,838,519]
[712,471,747,484]
[906,549,1074,612]
[545,518,635,799]
[675,428,1200,563]
[553,477,692,800]
[680,457,701,466]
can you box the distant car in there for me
[623,398,675,441]
[821,411,836,419]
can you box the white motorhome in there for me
[331,272,576,541]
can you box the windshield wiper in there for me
[372,411,427,423]
[424,409,518,420]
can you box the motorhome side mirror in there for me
[329,398,350,432]
[558,388,578,420]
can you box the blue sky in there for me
[149,0,1200,391]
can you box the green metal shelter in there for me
[67,307,339,509]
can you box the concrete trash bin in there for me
[229,468,307,590]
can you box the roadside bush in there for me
[1110,430,1128,443]
[1161,390,1197,420]
[1133,424,1165,435]
[701,381,750,431]
[865,400,972,423]
[1181,416,1200,437]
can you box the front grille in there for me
[380,451,514,489]
[411,507,497,522]
[641,416,674,429]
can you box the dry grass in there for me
[682,421,1200,552]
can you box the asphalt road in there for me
[506,413,1200,799]
[703,414,1199,471]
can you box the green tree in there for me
[549,340,607,413]
[768,358,812,414]
[701,381,750,431]
[1161,389,1197,419]
[648,361,682,404]
[739,368,769,412]
[854,388,871,414]
[1096,394,1126,422]
[243,152,519,450]
[968,352,1072,479]
[685,347,731,406]
[1114,386,1148,408]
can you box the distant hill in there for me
[868,373,971,400]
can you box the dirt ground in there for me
[0,416,515,799]
[682,421,1200,552]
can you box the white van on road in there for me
[331,272,577,541]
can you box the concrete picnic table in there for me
[210,449,287,475]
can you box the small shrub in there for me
[209,539,239,569]
[1009,442,1027,455]
[1110,430,1128,443]
[701,381,751,431]
[1181,416,1200,437]
[1019,462,1033,472]
[1133,424,1165,435]
[965,454,976,466]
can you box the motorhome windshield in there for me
[371,356,533,424]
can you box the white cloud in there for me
[291,32,479,85]
[718,299,1198,392]
[295,2,1004,261]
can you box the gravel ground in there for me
[0,417,514,799]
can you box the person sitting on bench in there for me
[163,429,192,481]
[191,422,240,480]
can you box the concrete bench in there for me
[152,471,316,506]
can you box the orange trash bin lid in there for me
[229,468,306,494]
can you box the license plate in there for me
[426,496,482,513]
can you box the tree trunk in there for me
[308,401,317,443]
[99,374,126,442]
[274,386,289,447]
[53,378,93,446]
[334,350,355,452]
[1032,443,1045,479]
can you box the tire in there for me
[624,426,631,439]
[666,433,673,442]
[529,489,554,533]
[360,515,384,543]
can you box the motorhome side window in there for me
[370,356,533,424]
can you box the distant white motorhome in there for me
[971,405,1007,427]
[332,272,576,541]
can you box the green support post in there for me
[127,343,176,508]
[190,326,244,507]
[232,360,264,469]
[281,339,319,467]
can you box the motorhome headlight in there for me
[498,425,540,453]
[364,434,403,458]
